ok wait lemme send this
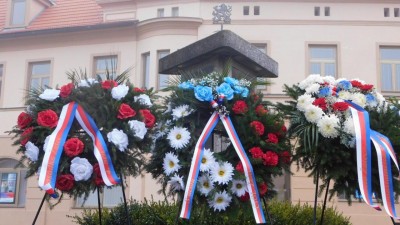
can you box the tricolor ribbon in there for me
[180,109,266,223]
[38,102,120,195]
[347,101,399,218]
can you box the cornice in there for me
[137,17,203,39]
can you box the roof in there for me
[0,0,104,35]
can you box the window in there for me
[142,53,150,89]
[380,47,400,92]
[157,8,164,17]
[75,186,123,208]
[309,45,337,77]
[10,0,26,26]
[253,43,268,90]
[172,7,179,17]
[243,6,249,15]
[0,158,27,207]
[93,55,118,80]
[0,65,3,99]
[254,6,260,15]
[28,61,51,90]
[395,8,399,17]
[324,7,330,16]
[384,8,390,17]
[314,7,320,16]
[158,50,170,89]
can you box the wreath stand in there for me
[31,173,131,225]
[312,170,331,225]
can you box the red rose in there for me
[277,125,287,137]
[262,151,279,166]
[255,105,268,116]
[281,151,291,164]
[360,84,373,91]
[94,176,105,186]
[266,133,279,144]
[313,98,327,111]
[134,87,145,93]
[93,163,105,186]
[56,174,75,191]
[20,127,33,146]
[239,192,250,202]
[232,100,248,114]
[17,112,32,129]
[37,110,59,128]
[60,83,74,98]
[102,80,118,90]
[93,163,101,176]
[140,109,156,128]
[236,162,244,174]
[258,182,268,196]
[252,93,260,102]
[332,102,349,111]
[249,147,264,159]
[63,138,84,157]
[250,121,264,136]
[117,103,136,119]
[350,80,362,88]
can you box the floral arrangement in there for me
[146,72,290,216]
[9,71,158,199]
[278,74,400,201]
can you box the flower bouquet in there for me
[9,70,157,200]
[278,74,400,203]
[146,72,290,223]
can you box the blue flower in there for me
[366,94,375,102]
[233,85,249,98]
[194,85,213,102]
[337,80,352,90]
[241,88,249,98]
[178,81,194,90]
[318,87,332,97]
[224,77,239,86]
[216,82,234,100]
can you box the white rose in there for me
[70,157,93,181]
[78,78,98,87]
[128,120,147,139]
[134,94,152,106]
[111,84,129,100]
[39,89,60,101]
[25,141,39,161]
[107,128,129,152]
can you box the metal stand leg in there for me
[319,179,331,225]
[97,187,102,225]
[313,170,320,225]
[174,195,184,225]
[120,174,131,225]
[262,197,273,225]
[32,193,47,225]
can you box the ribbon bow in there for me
[180,96,266,224]
[39,102,120,196]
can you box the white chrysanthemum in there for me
[134,94,153,107]
[198,174,214,196]
[322,76,335,84]
[128,120,147,139]
[317,114,340,138]
[39,89,60,101]
[25,141,39,161]
[350,93,367,108]
[305,83,321,94]
[298,74,323,90]
[338,90,351,100]
[163,152,181,175]
[304,105,324,123]
[172,105,194,120]
[210,161,234,185]
[208,190,232,212]
[376,92,386,107]
[168,174,185,192]
[78,78,98,87]
[230,179,247,197]
[343,117,355,135]
[111,84,129,100]
[296,94,315,112]
[167,127,191,149]
[200,148,216,172]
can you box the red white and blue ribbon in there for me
[180,109,266,223]
[347,101,400,218]
[39,102,120,195]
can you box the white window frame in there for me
[93,55,119,80]
[308,45,338,78]
[243,6,249,16]
[171,7,179,17]
[379,46,400,92]
[28,60,52,91]
[142,52,151,89]
[157,50,170,89]
[0,158,27,208]
[157,8,164,17]
[75,186,124,208]
[9,0,26,27]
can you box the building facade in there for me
[1,0,400,224]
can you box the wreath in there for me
[9,70,158,199]
[278,74,400,202]
[146,72,290,220]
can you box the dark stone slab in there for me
[159,30,278,78]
